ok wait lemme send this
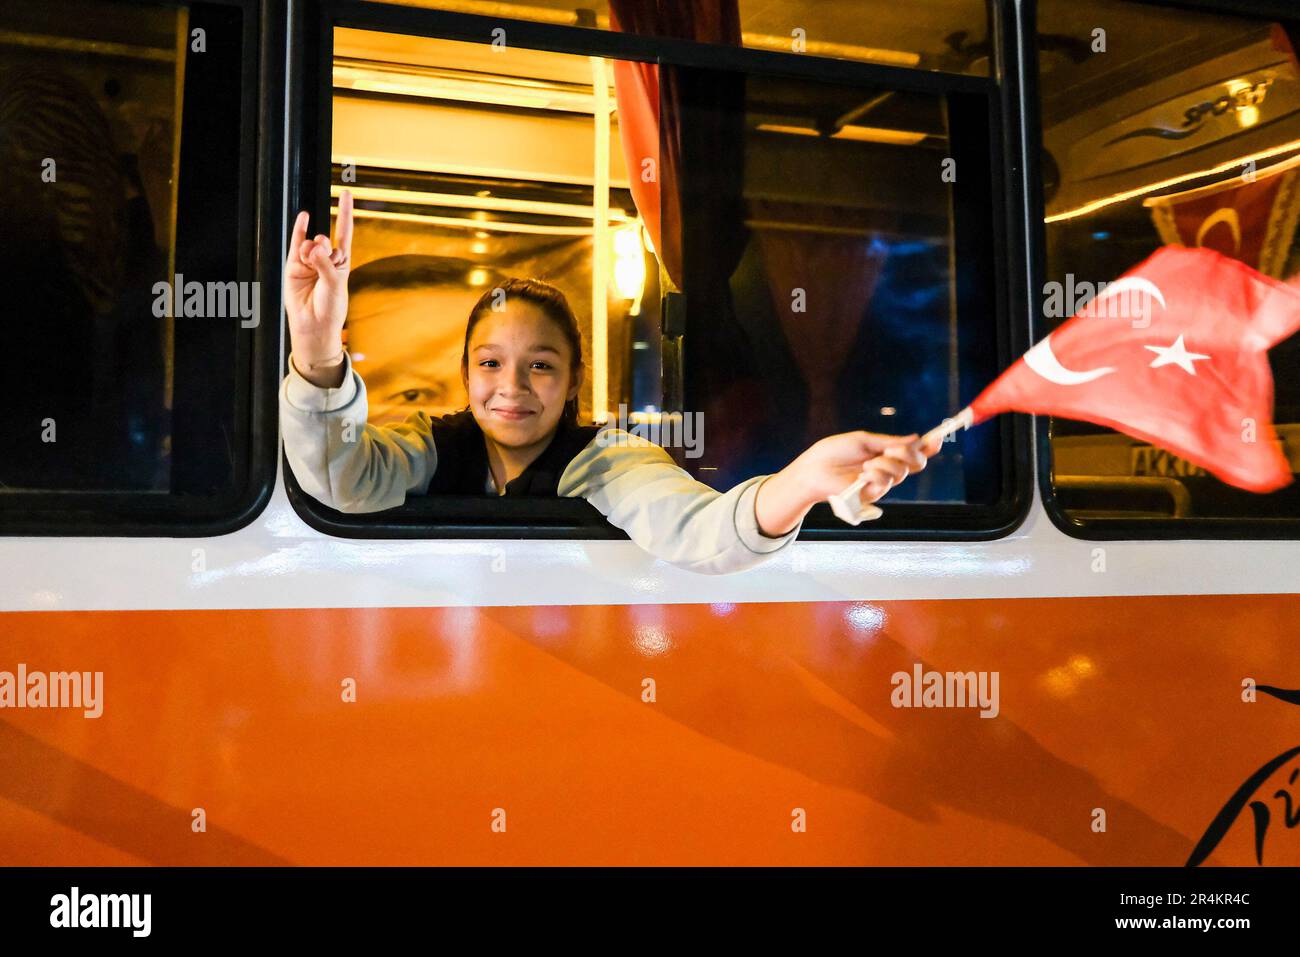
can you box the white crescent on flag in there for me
[1023,336,1116,385]
[1091,276,1169,313]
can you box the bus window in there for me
[380,0,992,75]
[1034,0,1300,534]
[668,68,1008,526]
[0,0,277,534]
[286,6,1023,539]
[328,30,645,430]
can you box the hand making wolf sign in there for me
[284,189,354,387]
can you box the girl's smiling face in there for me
[463,300,581,450]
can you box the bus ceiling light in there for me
[1047,138,1300,223]
[328,185,634,225]
[1226,79,1261,128]
[740,32,919,68]
[833,124,929,146]
[755,122,927,146]
[332,63,599,112]
[337,74,552,110]
[612,225,646,301]
[339,204,617,237]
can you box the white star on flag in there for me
[1145,334,1210,375]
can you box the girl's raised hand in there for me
[284,189,353,366]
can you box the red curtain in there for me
[608,0,742,290]
[750,199,889,439]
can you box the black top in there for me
[423,409,602,497]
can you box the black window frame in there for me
[1025,0,1300,540]
[0,0,286,537]
[285,0,1033,541]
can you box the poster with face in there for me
[335,206,626,428]
[344,257,493,425]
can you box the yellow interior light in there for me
[755,122,926,146]
[612,225,646,301]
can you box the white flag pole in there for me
[826,407,976,525]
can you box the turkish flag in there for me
[1144,154,1300,277]
[967,245,1300,492]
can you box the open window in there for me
[0,0,283,535]
[285,0,1029,540]
[1030,0,1300,537]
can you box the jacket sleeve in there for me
[279,351,439,512]
[558,429,803,575]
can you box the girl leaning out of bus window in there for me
[279,191,941,575]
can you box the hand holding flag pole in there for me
[826,245,1300,525]
[827,409,974,525]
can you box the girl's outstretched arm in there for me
[558,429,940,576]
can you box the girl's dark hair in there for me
[462,277,584,426]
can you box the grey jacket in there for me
[279,352,804,574]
